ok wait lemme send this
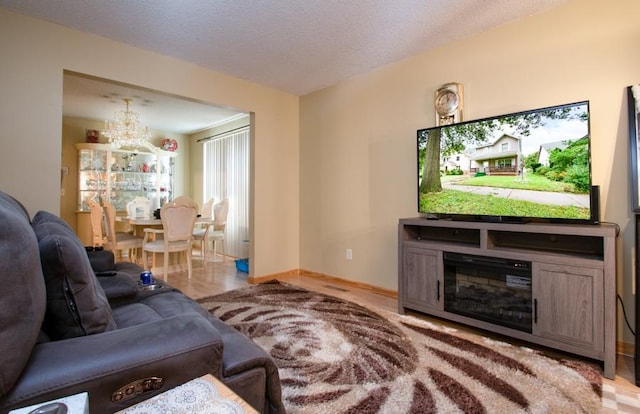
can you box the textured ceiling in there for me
[1,0,571,133]
[1,0,570,96]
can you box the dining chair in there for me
[193,198,215,259]
[141,196,198,281]
[209,198,229,262]
[87,199,106,248]
[103,202,144,262]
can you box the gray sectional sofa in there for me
[0,191,284,414]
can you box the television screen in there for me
[417,101,596,224]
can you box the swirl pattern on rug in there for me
[198,281,601,413]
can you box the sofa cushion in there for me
[31,210,77,237]
[32,211,116,340]
[111,302,164,327]
[98,273,138,306]
[0,192,46,397]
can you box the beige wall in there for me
[299,0,640,344]
[0,9,300,277]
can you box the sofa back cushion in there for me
[0,192,46,397]
[32,211,116,340]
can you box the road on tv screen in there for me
[442,181,589,208]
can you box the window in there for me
[203,126,250,258]
[497,159,512,168]
[501,142,509,151]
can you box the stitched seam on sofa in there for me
[223,355,272,376]
[221,368,265,389]
[51,236,84,337]
[62,276,85,335]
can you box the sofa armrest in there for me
[1,314,224,413]
[97,272,139,305]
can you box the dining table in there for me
[116,215,213,236]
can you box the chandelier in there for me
[103,98,150,149]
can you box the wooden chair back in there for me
[161,196,198,242]
[87,199,104,247]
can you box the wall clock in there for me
[435,82,463,126]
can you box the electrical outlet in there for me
[346,249,352,260]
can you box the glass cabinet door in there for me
[109,150,159,211]
[157,155,175,205]
[76,143,176,212]
[78,146,108,211]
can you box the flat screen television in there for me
[417,100,598,224]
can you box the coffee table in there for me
[117,374,258,413]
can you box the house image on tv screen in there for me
[442,134,521,176]
[442,135,584,178]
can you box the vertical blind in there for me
[203,126,250,259]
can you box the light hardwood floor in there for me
[163,256,640,412]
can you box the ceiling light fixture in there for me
[103,98,150,149]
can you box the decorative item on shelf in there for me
[434,82,463,126]
[92,158,104,171]
[86,129,99,143]
[103,98,151,149]
[161,138,178,152]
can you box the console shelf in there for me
[398,217,618,378]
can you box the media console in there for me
[397,217,618,379]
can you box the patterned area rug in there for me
[198,281,602,413]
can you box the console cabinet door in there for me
[402,246,441,311]
[532,262,603,351]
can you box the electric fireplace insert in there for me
[443,252,532,333]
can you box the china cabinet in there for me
[75,142,176,213]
